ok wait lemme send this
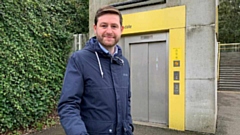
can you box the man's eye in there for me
[101,25,107,28]
[112,25,118,28]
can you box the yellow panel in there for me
[122,6,185,35]
[169,28,185,130]
[122,6,186,131]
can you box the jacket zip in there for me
[110,56,122,134]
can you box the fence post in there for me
[73,34,89,52]
[78,34,82,50]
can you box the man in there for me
[58,5,134,135]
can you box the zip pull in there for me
[115,56,124,65]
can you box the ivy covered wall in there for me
[0,0,88,134]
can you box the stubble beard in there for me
[97,35,120,48]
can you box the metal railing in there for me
[217,43,240,81]
[219,43,240,52]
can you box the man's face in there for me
[94,14,124,48]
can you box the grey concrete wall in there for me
[89,0,218,133]
[181,0,217,133]
[185,26,216,133]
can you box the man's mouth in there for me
[105,36,114,38]
[104,37,114,40]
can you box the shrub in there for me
[0,0,88,134]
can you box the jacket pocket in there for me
[84,120,115,134]
[123,121,133,135]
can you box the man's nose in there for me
[105,26,113,33]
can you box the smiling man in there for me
[58,5,134,135]
[94,10,123,53]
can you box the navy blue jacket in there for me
[58,37,133,135]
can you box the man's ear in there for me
[121,26,124,32]
[93,25,97,34]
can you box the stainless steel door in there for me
[148,42,168,124]
[130,40,168,124]
[130,43,148,121]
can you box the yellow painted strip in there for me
[122,6,185,35]
[169,28,185,130]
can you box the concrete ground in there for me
[29,91,240,135]
[28,124,210,135]
[215,91,240,135]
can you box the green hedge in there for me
[0,0,88,134]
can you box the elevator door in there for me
[130,41,168,124]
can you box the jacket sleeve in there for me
[57,53,88,135]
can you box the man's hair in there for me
[94,5,123,26]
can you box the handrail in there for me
[219,43,240,46]
[219,43,240,52]
[217,43,240,81]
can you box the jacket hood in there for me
[83,36,99,51]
